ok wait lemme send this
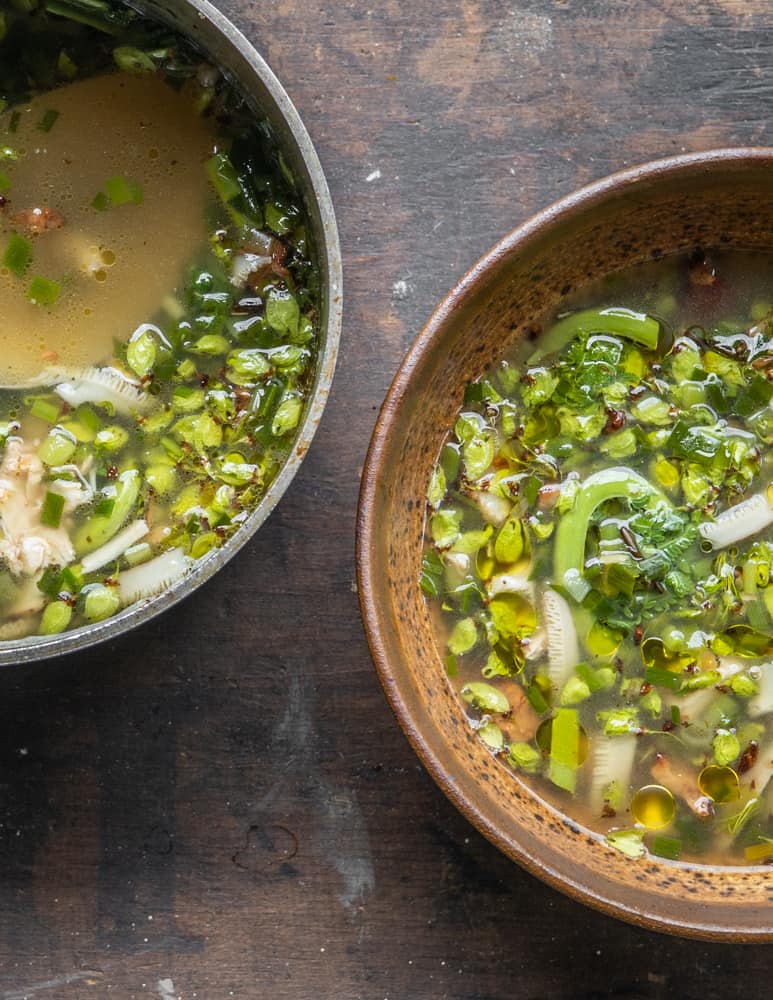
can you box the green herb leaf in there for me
[27,275,61,307]
[605,828,646,859]
[205,152,241,203]
[649,835,681,861]
[3,232,32,276]
[419,551,444,598]
[103,175,143,206]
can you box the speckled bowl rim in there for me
[357,148,773,941]
[0,0,342,664]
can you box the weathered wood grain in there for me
[2,1,773,997]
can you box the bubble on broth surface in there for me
[0,72,216,385]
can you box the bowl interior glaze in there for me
[357,150,773,940]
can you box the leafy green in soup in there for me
[0,2,318,639]
[423,249,773,866]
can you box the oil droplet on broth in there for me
[631,784,675,830]
[698,764,740,804]
[0,72,217,385]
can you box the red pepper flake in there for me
[234,388,251,411]
[603,408,625,434]
[739,740,759,775]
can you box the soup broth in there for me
[423,249,773,866]
[0,72,215,384]
[0,1,319,639]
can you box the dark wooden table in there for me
[3,1,773,997]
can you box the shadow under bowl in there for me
[357,148,773,941]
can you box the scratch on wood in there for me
[2,971,103,999]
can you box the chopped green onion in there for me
[94,498,116,518]
[113,46,156,73]
[40,491,65,529]
[91,191,109,212]
[745,841,773,864]
[37,109,60,133]
[0,172,10,194]
[29,397,61,423]
[75,404,100,433]
[548,708,580,793]
[74,469,140,554]
[553,467,665,599]
[530,307,660,362]
[526,678,549,714]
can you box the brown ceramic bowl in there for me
[357,149,773,941]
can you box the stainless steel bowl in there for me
[0,0,342,664]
